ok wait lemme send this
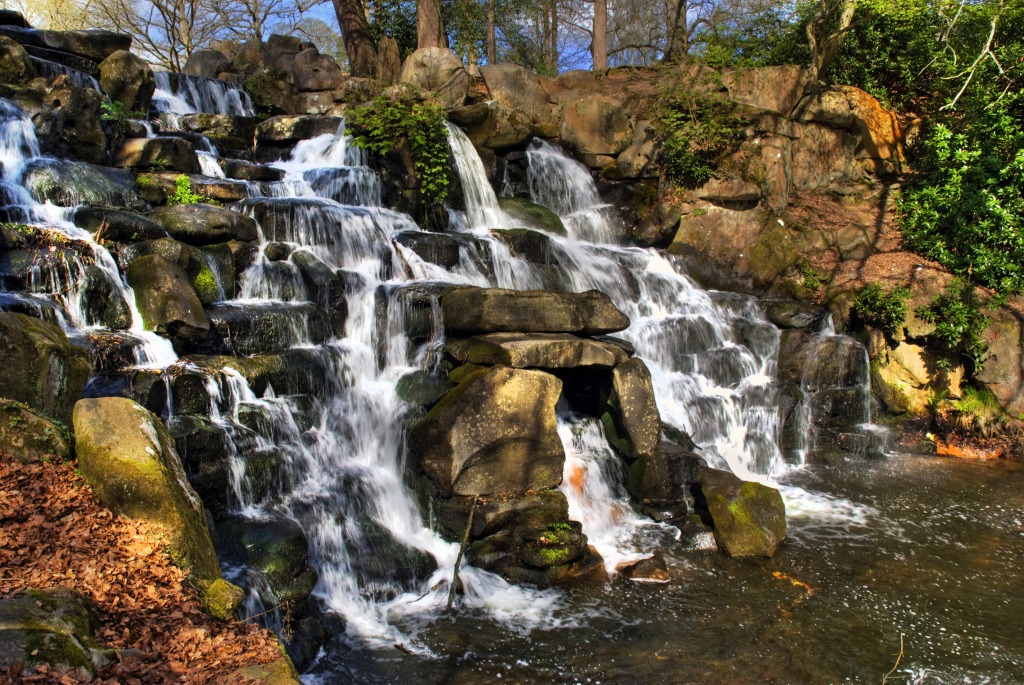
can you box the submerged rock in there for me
[0,312,90,424]
[410,365,564,496]
[441,287,629,336]
[695,467,786,557]
[73,397,223,587]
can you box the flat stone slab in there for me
[446,332,629,369]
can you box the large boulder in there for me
[183,49,231,79]
[0,35,35,86]
[126,254,210,345]
[73,397,222,587]
[0,312,90,424]
[22,159,141,209]
[409,365,564,496]
[0,588,113,679]
[98,50,155,113]
[445,333,629,369]
[114,137,198,173]
[721,65,811,115]
[696,467,786,557]
[559,94,630,156]
[1,27,131,63]
[975,307,1024,415]
[256,115,343,143]
[498,197,566,235]
[148,203,258,245]
[603,358,661,460]
[73,206,167,242]
[399,47,469,109]
[32,78,108,164]
[441,287,629,336]
[479,63,554,130]
[453,101,534,150]
[0,398,74,462]
[293,47,345,91]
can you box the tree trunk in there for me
[664,0,689,63]
[332,0,377,77]
[486,0,496,64]
[806,0,856,81]
[592,0,607,70]
[417,0,447,50]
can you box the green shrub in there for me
[347,88,451,210]
[915,279,990,370]
[169,174,209,205]
[853,283,910,334]
[953,385,1007,437]
[101,100,145,149]
[654,77,743,187]
[794,258,823,292]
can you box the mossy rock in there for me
[73,397,222,589]
[696,467,786,557]
[0,312,91,425]
[226,654,302,685]
[0,398,73,462]
[0,588,114,679]
[202,579,245,621]
[396,370,455,408]
[216,516,317,606]
[497,197,567,236]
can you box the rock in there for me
[696,178,761,204]
[479,63,553,129]
[0,35,35,86]
[626,441,702,517]
[126,254,210,345]
[446,333,629,369]
[217,516,317,606]
[148,203,258,245]
[114,137,198,173]
[618,552,670,582]
[22,159,140,209]
[456,101,533,149]
[74,207,166,242]
[202,578,245,621]
[73,397,222,586]
[790,121,862,191]
[18,28,131,62]
[607,121,659,179]
[0,588,113,679]
[399,47,469,109]
[394,230,460,268]
[291,250,347,336]
[0,313,90,424]
[696,467,786,557]
[256,115,343,143]
[410,365,564,496]
[80,265,132,329]
[603,358,661,460]
[0,10,29,27]
[207,302,332,355]
[376,36,401,86]
[441,287,629,336]
[397,370,455,408]
[634,191,683,247]
[764,300,828,331]
[872,341,963,415]
[222,158,283,182]
[226,656,302,685]
[30,80,107,164]
[560,94,630,156]
[491,228,559,265]
[497,197,566,235]
[98,50,155,113]
[0,398,73,462]
[180,114,259,144]
[721,65,811,115]
[183,49,231,78]
[293,47,345,91]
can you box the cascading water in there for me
[152,72,254,118]
[0,99,176,367]
[29,57,101,91]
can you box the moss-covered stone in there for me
[126,254,210,346]
[0,312,91,425]
[0,399,73,462]
[226,653,302,685]
[73,397,222,589]
[202,579,245,621]
[696,467,786,557]
[498,197,567,236]
[0,35,36,87]
[604,358,661,460]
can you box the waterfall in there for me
[0,99,177,368]
[152,72,254,117]
[29,57,101,91]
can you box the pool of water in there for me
[305,454,1024,684]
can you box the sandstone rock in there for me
[626,442,703,518]
[226,656,302,685]
[207,302,332,355]
[256,115,343,143]
[180,113,259,143]
[79,264,132,329]
[696,177,761,204]
[126,254,210,344]
[491,228,558,266]
[441,287,629,336]
[722,65,811,115]
[202,578,245,621]
[410,365,564,496]
[0,35,35,86]
[221,158,284,182]
[604,358,661,460]
[696,467,786,557]
[445,333,629,369]
[293,47,345,92]
[480,63,554,129]
[291,91,336,115]
[0,588,113,679]
[73,397,222,586]
[0,313,90,424]
[456,101,533,149]
[607,121,658,179]
[99,50,155,113]
[397,370,454,408]
[560,94,630,156]
[399,47,469,109]
[975,308,1024,415]
[395,230,460,268]
[618,552,670,582]
[217,516,318,606]
[763,300,828,331]
[790,122,861,191]
[872,341,964,414]
[183,49,231,78]
[0,398,73,462]
[148,203,259,245]
[114,137,198,173]
[291,250,348,337]
[32,78,107,164]
[0,27,130,62]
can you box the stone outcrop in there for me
[98,49,155,113]
[73,397,222,588]
[445,333,629,369]
[441,287,629,336]
[603,358,661,460]
[148,203,259,245]
[0,397,74,462]
[399,47,469,109]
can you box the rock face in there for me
[410,365,564,496]
[0,398,74,462]
[73,397,222,588]
[0,35,35,86]
[695,467,786,557]
[441,287,629,336]
[126,254,211,346]
[560,95,630,156]
[98,49,155,113]
[722,65,811,115]
[0,588,113,679]
[399,47,469,109]
[115,137,198,173]
[0,312,90,424]
[480,63,554,130]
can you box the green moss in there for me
[191,266,219,303]
[202,579,244,621]
[135,174,158,190]
[536,545,574,566]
